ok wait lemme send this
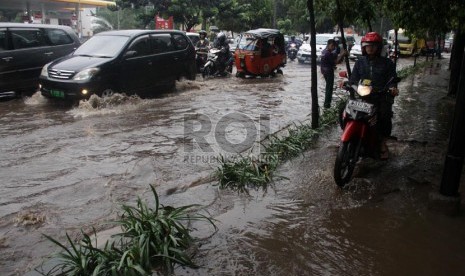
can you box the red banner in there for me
[155,16,173,29]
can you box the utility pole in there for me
[78,0,82,38]
[117,6,120,30]
[439,50,465,197]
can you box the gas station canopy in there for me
[0,0,117,37]
[1,0,116,11]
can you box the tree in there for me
[0,9,22,22]
[237,0,273,29]
[93,7,140,32]
[277,18,292,34]
[215,0,247,34]
[307,0,319,128]
[334,0,351,76]
[116,0,170,28]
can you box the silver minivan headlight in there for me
[73,68,100,81]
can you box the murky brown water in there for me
[1,56,465,275]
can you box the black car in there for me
[0,23,80,99]
[39,29,196,100]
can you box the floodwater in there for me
[1,57,465,275]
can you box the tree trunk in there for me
[448,30,465,96]
[202,17,207,31]
[366,18,372,32]
[307,0,319,129]
[335,0,351,77]
[440,45,465,196]
[394,29,399,69]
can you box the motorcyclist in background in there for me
[196,30,210,49]
[195,30,210,71]
[288,35,301,49]
[212,32,231,76]
[349,32,399,160]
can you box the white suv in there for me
[296,33,336,63]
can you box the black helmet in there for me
[217,32,226,43]
[199,30,207,36]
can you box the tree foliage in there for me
[97,0,461,39]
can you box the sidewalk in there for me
[389,57,461,196]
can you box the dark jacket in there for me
[196,39,210,49]
[350,55,397,92]
[350,55,398,137]
[320,48,337,75]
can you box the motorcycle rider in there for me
[195,30,210,71]
[288,35,301,48]
[196,30,210,49]
[212,32,231,76]
[286,35,300,60]
[349,32,399,160]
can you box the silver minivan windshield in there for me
[74,35,129,57]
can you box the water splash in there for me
[23,91,48,106]
[69,93,145,118]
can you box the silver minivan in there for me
[0,23,80,99]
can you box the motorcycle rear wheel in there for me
[334,140,357,187]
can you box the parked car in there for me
[349,38,389,60]
[296,42,311,63]
[296,33,338,63]
[332,35,353,50]
[345,35,355,51]
[314,34,336,61]
[39,29,196,100]
[349,43,362,60]
[0,23,80,99]
[186,32,200,46]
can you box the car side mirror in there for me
[124,50,137,59]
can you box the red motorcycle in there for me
[334,72,399,187]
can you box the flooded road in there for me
[1,57,465,275]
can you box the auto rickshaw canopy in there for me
[244,28,282,39]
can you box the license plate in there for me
[50,90,64,98]
[347,100,373,113]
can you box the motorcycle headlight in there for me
[73,68,100,81]
[40,63,51,77]
[357,85,372,96]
